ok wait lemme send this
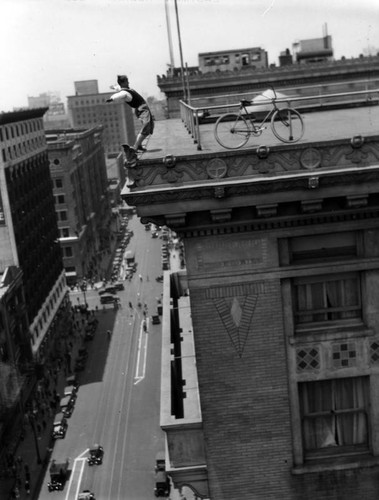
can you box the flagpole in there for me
[174,0,187,102]
[165,0,175,74]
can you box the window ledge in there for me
[290,325,373,344]
[292,454,379,475]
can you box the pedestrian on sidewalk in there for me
[25,479,30,495]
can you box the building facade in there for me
[124,98,379,498]
[198,47,268,74]
[292,34,333,63]
[46,127,111,284]
[0,108,68,359]
[67,80,136,155]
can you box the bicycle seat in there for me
[240,99,251,107]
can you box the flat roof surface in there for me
[141,106,379,161]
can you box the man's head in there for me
[117,75,129,88]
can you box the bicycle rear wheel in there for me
[214,113,250,149]
[271,108,304,143]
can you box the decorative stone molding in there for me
[206,158,227,179]
[300,147,322,170]
[256,204,278,218]
[301,199,323,213]
[296,346,320,373]
[165,213,186,227]
[346,194,368,209]
[214,186,225,199]
[210,209,232,224]
[308,176,319,189]
[351,135,365,148]
[256,145,270,159]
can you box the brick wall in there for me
[185,232,379,499]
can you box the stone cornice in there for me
[123,134,379,235]
[125,134,379,194]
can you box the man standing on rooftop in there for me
[106,75,154,154]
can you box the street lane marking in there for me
[134,320,149,385]
[65,456,86,500]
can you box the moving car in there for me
[87,444,104,466]
[77,490,96,500]
[100,294,116,304]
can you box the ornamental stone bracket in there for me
[165,213,186,228]
[256,204,278,218]
[210,209,232,224]
[346,194,369,208]
[301,199,323,213]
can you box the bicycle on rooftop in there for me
[214,86,305,150]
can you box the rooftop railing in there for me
[179,83,379,151]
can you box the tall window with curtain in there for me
[293,272,361,328]
[299,377,369,458]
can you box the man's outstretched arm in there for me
[106,90,132,103]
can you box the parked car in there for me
[66,375,79,391]
[47,459,69,491]
[113,281,125,291]
[100,294,116,304]
[64,385,78,399]
[154,452,170,497]
[98,286,117,296]
[152,315,160,325]
[60,395,75,418]
[52,413,68,439]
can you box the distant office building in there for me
[106,153,126,208]
[0,108,68,361]
[28,92,70,130]
[292,25,333,64]
[74,80,99,96]
[46,126,112,284]
[198,46,269,73]
[293,35,333,64]
[279,48,293,67]
[67,80,136,155]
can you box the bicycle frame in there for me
[240,98,280,136]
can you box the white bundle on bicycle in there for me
[243,88,288,114]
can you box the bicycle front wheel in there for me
[271,108,304,143]
[214,113,250,149]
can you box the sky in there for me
[1,0,378,112]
